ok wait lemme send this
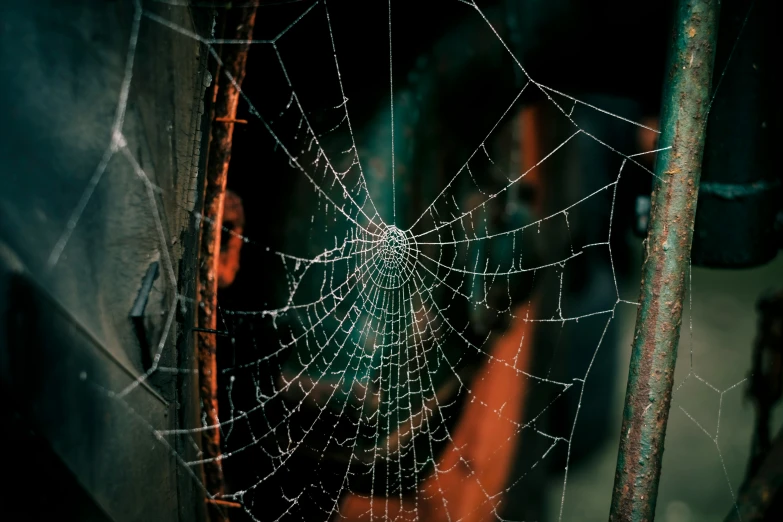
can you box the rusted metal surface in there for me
[196,7,256,521]
[609,1,720,520]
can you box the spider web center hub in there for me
[381,226,407,267]
[372,225,417,290]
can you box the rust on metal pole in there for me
[609,1,720,520]
[197,6,256,521]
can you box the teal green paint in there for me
[609,1,720,520]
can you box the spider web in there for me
[44,0,760,521]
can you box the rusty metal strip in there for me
[196,6,257,522]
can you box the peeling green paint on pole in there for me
[609,1,720,520]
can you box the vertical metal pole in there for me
[609,1,719,520]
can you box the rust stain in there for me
[197,8,257,522]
